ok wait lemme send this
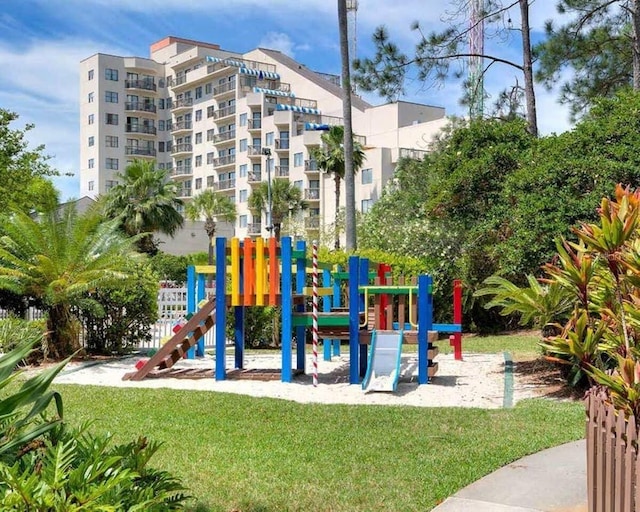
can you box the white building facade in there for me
[79,36,449,243]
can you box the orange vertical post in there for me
[255,237,265,306]
[243,238,254,306]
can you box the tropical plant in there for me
[311,125,366,249]
[248,179,306,241]
[103,159,183,254]
[185,189,237,265]
[0,207,141,359]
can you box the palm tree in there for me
[185,189,237,266]
[103,159,183,254]
[0,208,141,359]
[311,125,365,249]
[248,179,306,241]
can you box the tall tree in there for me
[103,159,183,254]
[0,109,59,212]
[248,179,306,241]
[310,125,366,249]
[0,208,140,359]
[535,0,640,119]
[353,0,539,136]
[185,189,237,265]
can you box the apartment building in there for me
[79,36,449,243]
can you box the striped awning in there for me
[239,67,280,80]
[276,104,321,115]
[205,56,247,68]
[305,123,330,131]
[253,87,294,97]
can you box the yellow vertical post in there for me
[255,237,265,306]
[231,237,240,306]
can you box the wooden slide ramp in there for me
[123,299,216,381]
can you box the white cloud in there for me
[258,32,298,58]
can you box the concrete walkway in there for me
[432,440,587,512]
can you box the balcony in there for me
[125,102,157,114]
[171,121,192,133]
[247,118,262,131]
[247,223,262,236]
[399,147,428,160]
[125,124,156,136]
[304,188,320,201]
[170,166,193,177]
[171,98,193,111]
[274,166,289,177]
[213,105,236,120]
[125,146,156,157]
[212,154,236,167]
[247,171,262,184]
[305,217,320,230]
[304,160,319,173]
[275,139,290,151]
[213,81,237,97]
[247,145,263,157]
[125,79,157,92]
[213,130,236,144]
[176,188,192,198]
[171,143,193,155]
[216,179,236,191]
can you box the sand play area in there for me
[53,350,542,409]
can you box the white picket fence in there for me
[0,287,217,351]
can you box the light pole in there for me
[262,147,273,237]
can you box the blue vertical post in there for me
[418,274,433,384]
[348,256,360,384]
[186,266,196,359]
[195,271,206,357]
[234,306,244,369]
[215,237,227,380]
[332,265,342,357]
[295,240,306,371]
[358,258,370,378]
[281,236,293,382]
[323,268,332,361]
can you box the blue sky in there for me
[0,0,572,200]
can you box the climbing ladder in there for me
[123,299,216,381]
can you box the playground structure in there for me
[125,236,462,386]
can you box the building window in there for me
[207,152,214,165]
[239,139,247,152]
[166,97,172,109]
[239,113,247,126]
[195,109,202,122]
[88,114,94,125]
[88,180,94,191]
[105,68,118,81]
[88,158,94,169]
[195,178,202,190]
[205,82,213,94]
[88,69,94,81]
[105,158,119,170]
[361,198,373,213]
[239,164,247,177]
[159,78,165,88]
[88,92,94,103]
[239,215,247,228]
[195,132,203,144]
[105,91,118,103]
[105,135,118,147]
[195,86,202,99]
[207,105,215,118]
[158,141,165,153]
[106,113,118,125]
[294,152,303,167]
[294,180,303,190]
[361,168,373,185]
[207,175,214,187]
[206,129,215,142]
[265,132,274,146]
[159,98,165,110]
[105,179,118,192]
[239,189,248,202]
[88,136,94,147]
[195,155,202,167]
[166,141,172,152]
[159,120,165,131]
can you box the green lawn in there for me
[56,362,581,512]
[438,332,543,359]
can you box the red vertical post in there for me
[453,279,463,360]
[268,237,278,306]
[378,263,390,329]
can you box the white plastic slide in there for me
[362,330,404,392]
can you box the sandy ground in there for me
[53,351,542,409]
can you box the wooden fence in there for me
[586,389,640,511]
